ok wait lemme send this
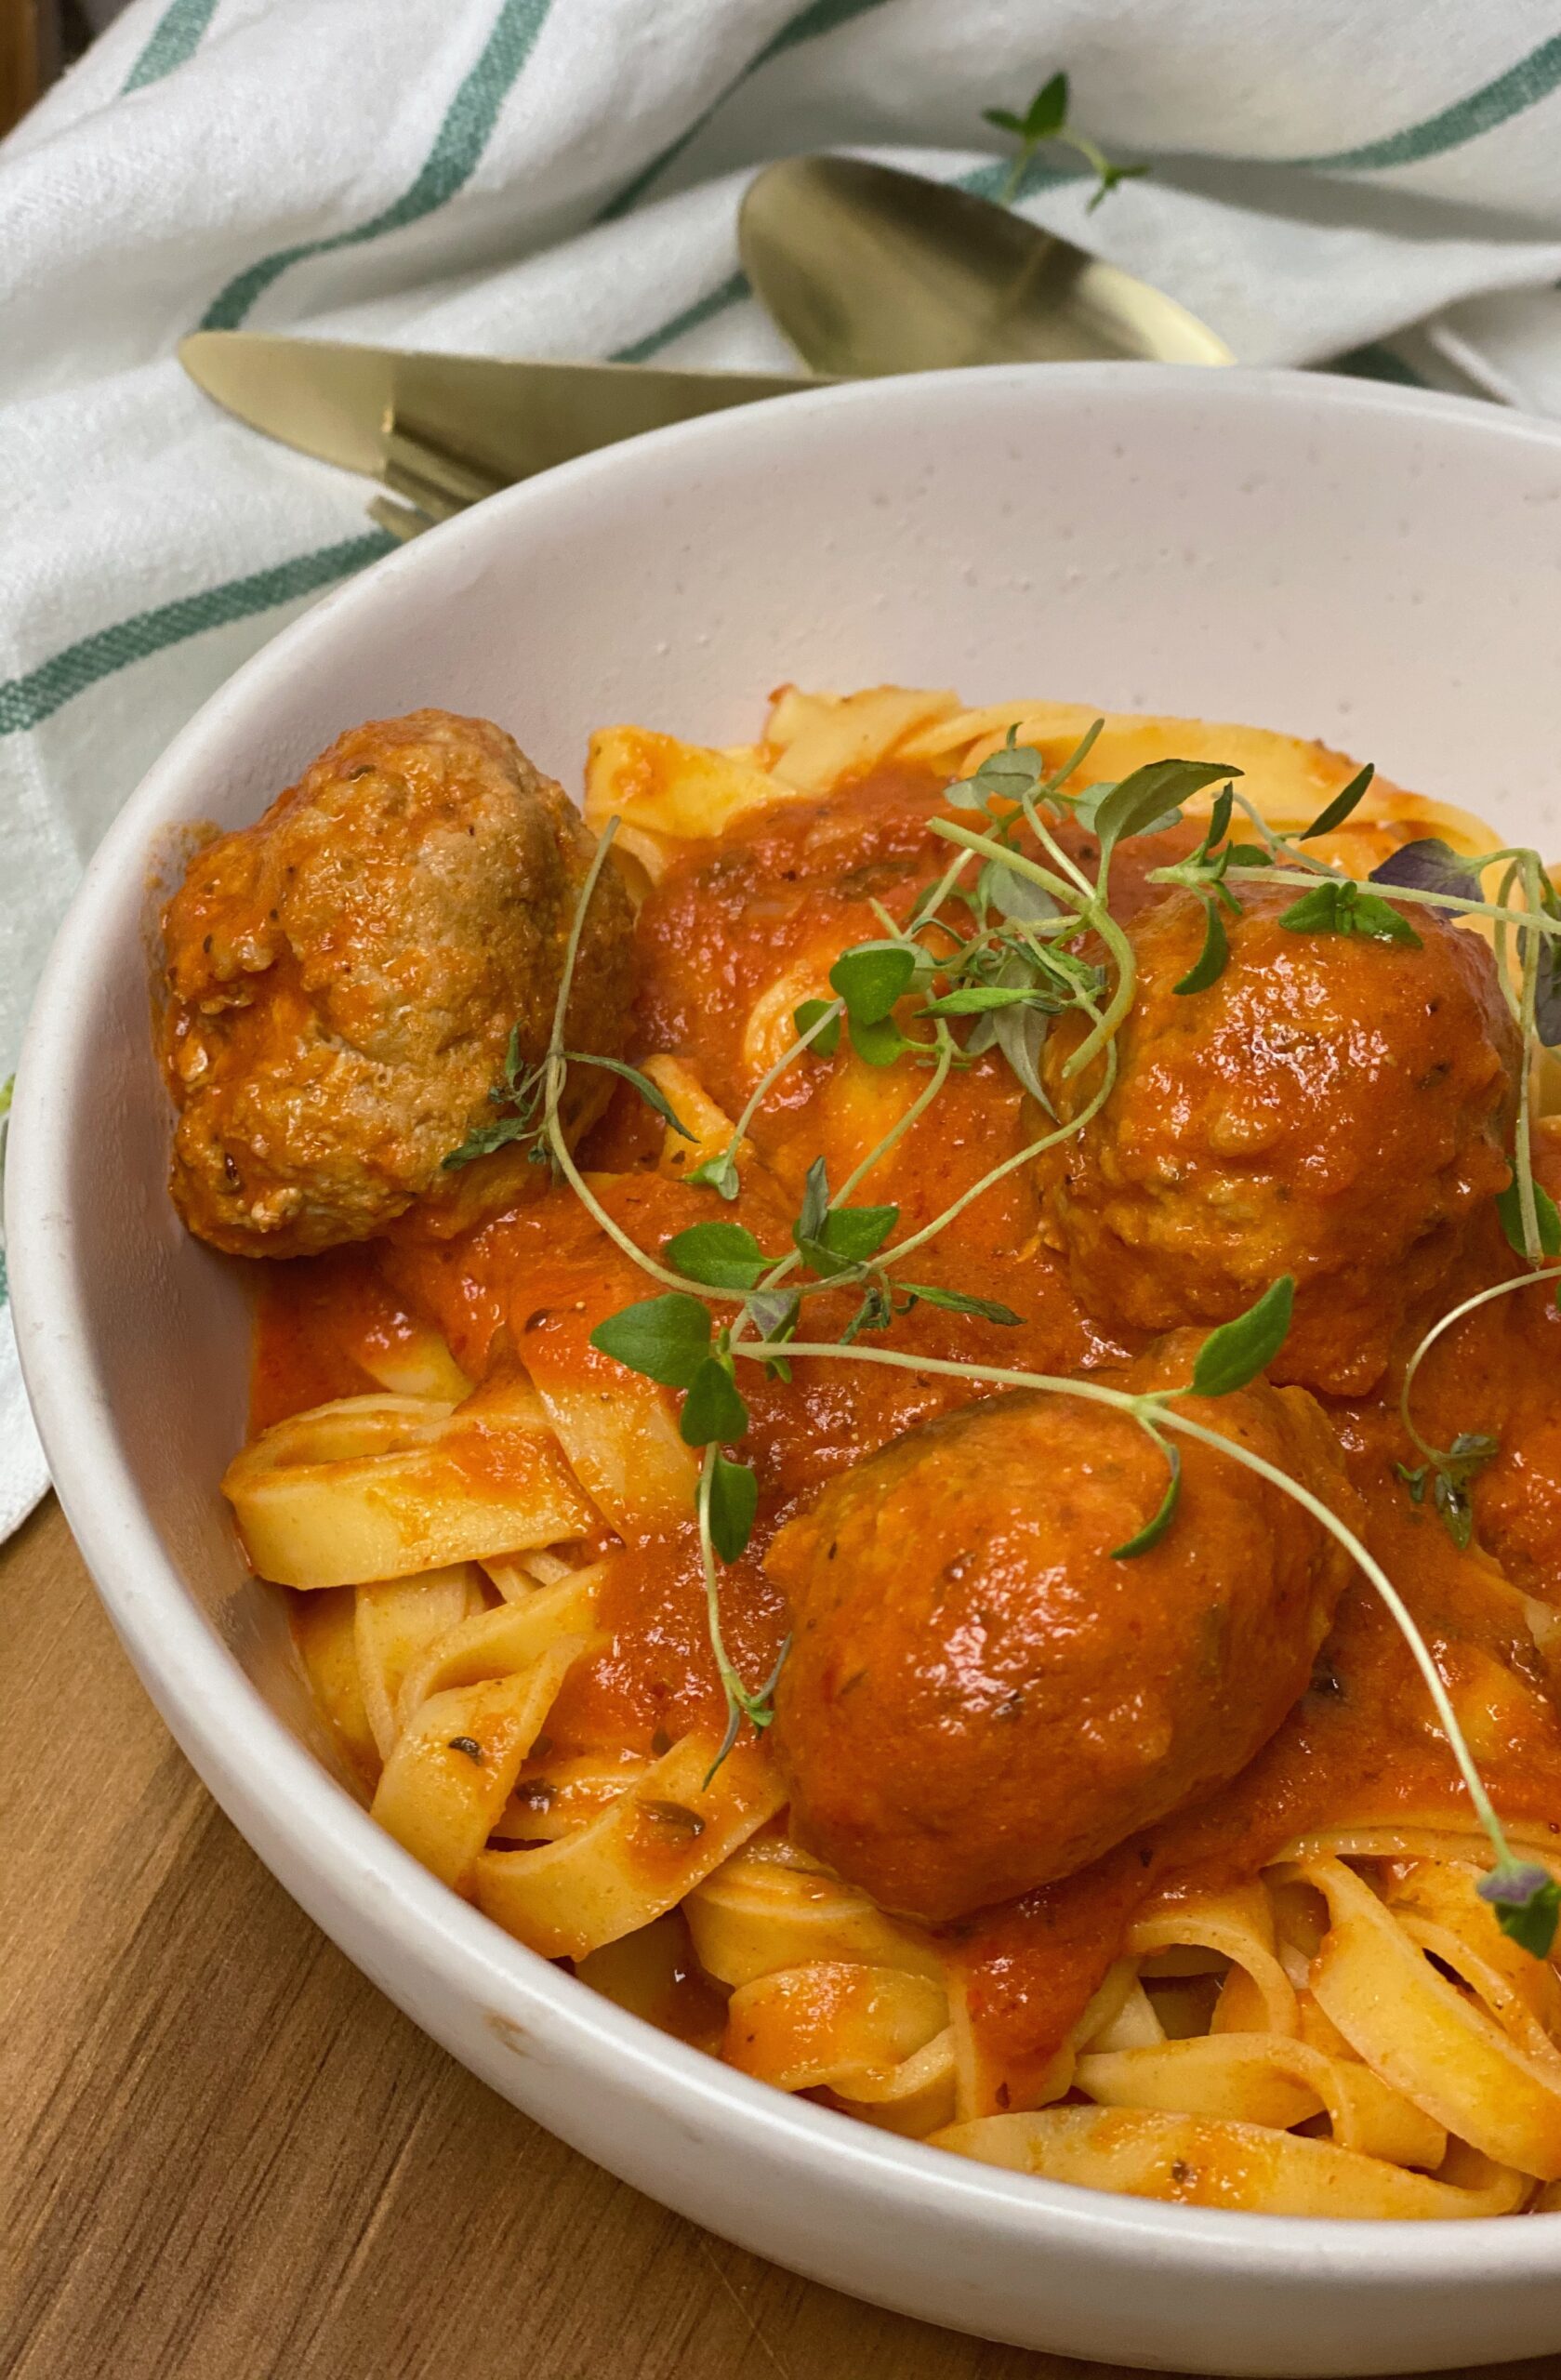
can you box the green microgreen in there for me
[1394,1432,1499,1551]
[894,1282,1023,1326]
[445,1028,693,1174]
[1173,897,1231,996]
[982,71,1150,210]
[1299,762,1375,842]
[1477,1862,1561,1958]
[679,1351,749,1448]
[707,1445,759,1564]
[1278,878,1422,946]
[794,1199,899,1275]
[1111,1435,1182,1559]
[661,1221,774,1292]
[591,1291,711,1386]
[1187,1276,1296,1397]
[793,998,842,1056]
[829,941,920,1025]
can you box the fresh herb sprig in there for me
[983,73,1149,210]
[463,758,1561,1958]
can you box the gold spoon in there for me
[739,155,1231,377]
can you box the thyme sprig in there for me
[983,72,1150,210]
[462,756,1561,1958]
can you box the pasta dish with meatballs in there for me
[155,686,1561,2219]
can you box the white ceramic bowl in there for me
[12,366,1561,2378]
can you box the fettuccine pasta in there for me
[165,683,1561,2220]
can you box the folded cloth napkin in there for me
[5,0,1561,1538]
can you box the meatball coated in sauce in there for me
[1036,884,1519,1395]
[765,1340,1356,1924]
[157,710,634,1258]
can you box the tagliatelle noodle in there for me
[225,682,1561,2220]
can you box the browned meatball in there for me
[1036,885,1519,1395]
[765,1340,1355,1923]
[156,711,634,1257]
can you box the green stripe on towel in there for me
[199,0,554,331]
[1286,33,1561,170]
[599,0,899,222]
[124,0,221,92]
[0,533,395,739]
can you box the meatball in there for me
[1036,884,1519,1395]
[765,1341,1355,1923]
[156,710,634,1257]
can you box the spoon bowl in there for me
[739,155,1232,377]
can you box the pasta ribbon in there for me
[1129,1887,1299,2038]
[294,1584,379,1792]
[520,1360,698,1542]
[224,1382,597,1587]
[1302,1855,1561,2179]
[354,1565,486,1761]
[575,1912,726,2051]
[724,1962,949,2100]
[494,1751,654,1843]
[687,1838,942,1989]
[763,685,959,795]
[1383,1858,1561,2061]
[638,1055,752,1186]
[392,1563,608,1726]
[371,1634,593,1892]
[586,726,787,850]
[931,2108,1529,2219]
[474,1735,786,1961]
[354,1323,472,1404]
[1076,2033,1446,2169]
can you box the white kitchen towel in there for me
[4,0,1561,1536]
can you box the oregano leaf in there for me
[1496,1176,1561,1262]
[1349,891,1422,947]
[680,1355,750,1448]
[1300,762,1375,842]
[662,1222,773,1291]
[1172,897,1231,996]
[829,942,918,1025]
[1369,836,1481,907]
[590,1293,711,1389]
[793,998,841,1056]
[848,1012,911,1068]
[568,1052,694,1139]
[1190,1276,1295,1397]
[897,1282,1023,1326]
[1111,1440,1183,1558]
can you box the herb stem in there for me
[719,998,845,1175]
[1514,855,1544,1268]
[541,821,733,1302]
[926,816,1082,909]
[876,1013,1115,1269]
[1399,1265,1561,1470]
[836,1025,956,1207]
[696,1445,780,1775]
[1224,864,1561,938]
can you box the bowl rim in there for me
[13,360,1561,2284]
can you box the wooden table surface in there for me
[2,1496,1556,2380]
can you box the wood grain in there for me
[0,1496,1556,2380]
[0,0,41,136]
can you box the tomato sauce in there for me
[252,761,1561,2102]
